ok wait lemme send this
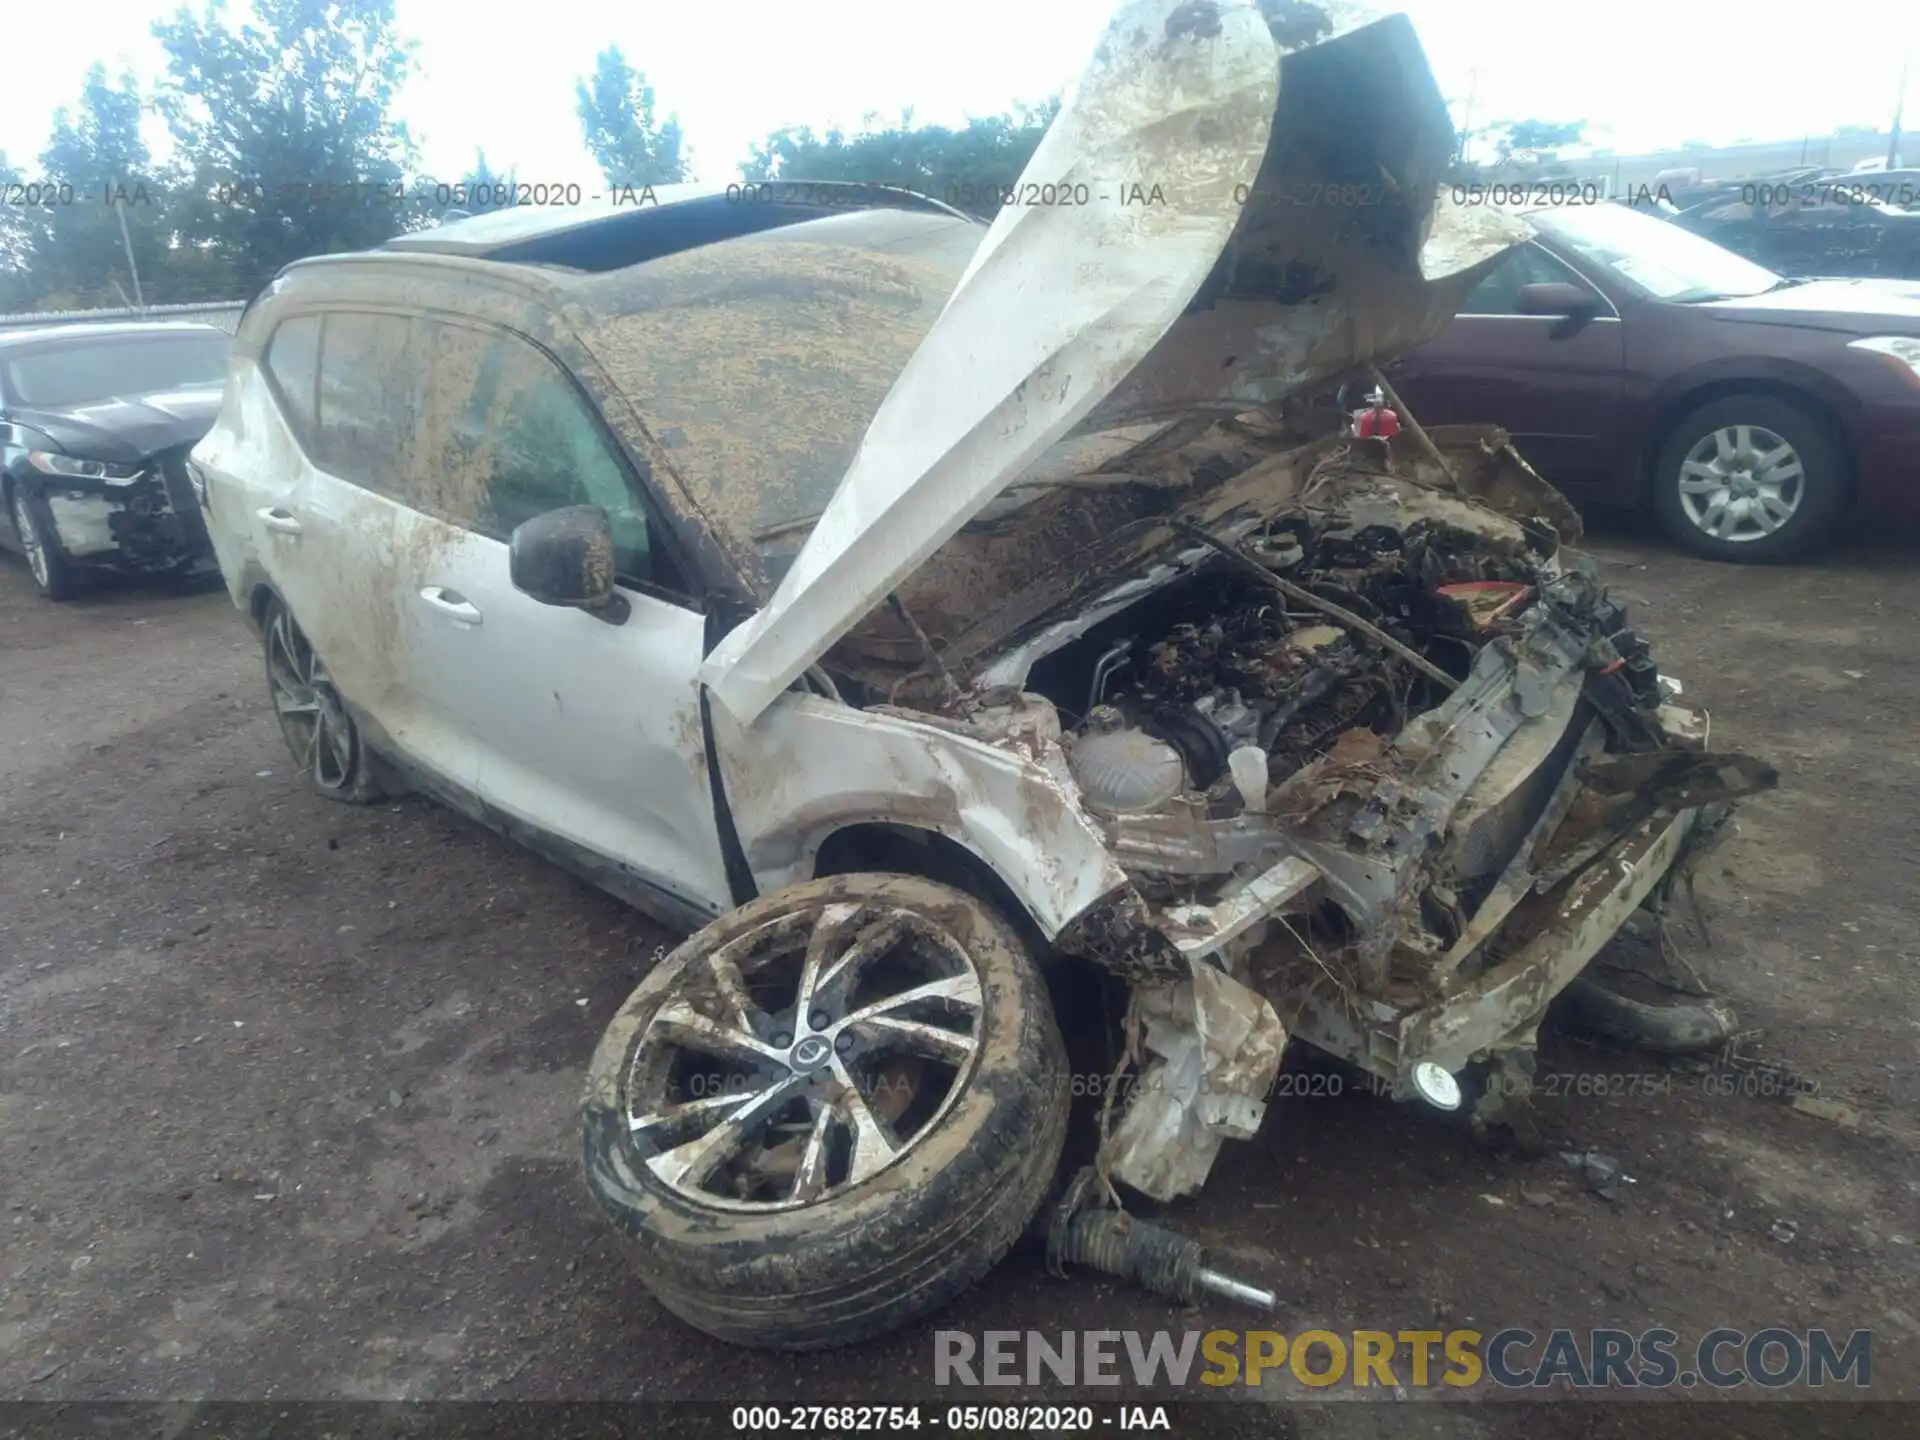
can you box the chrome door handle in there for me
[257,506,302,535]
[419,586,483,625]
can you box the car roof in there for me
[0,321,229,351]
[378,181,973,272]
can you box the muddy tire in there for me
[9,483,81,601]
[260,595,384,803]
[582,873,1070,1350]
[1558,968,1738,1054]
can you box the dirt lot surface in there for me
[2,524,1916,1434]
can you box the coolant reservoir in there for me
[1228,745,1269,814]
[1068,717,1187,814]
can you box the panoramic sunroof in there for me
[386,184,967,274]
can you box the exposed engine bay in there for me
[1040,512,1559,819]
[917,435,1782,1205]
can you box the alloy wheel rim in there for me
[13,494,50,589]
[624,900,986,1212]
[1677,425,1804,542]
[265,608,354,791]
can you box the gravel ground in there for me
[2,523,1915,1431]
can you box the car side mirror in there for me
[509,505,629,623]
[1518,281,1601,321]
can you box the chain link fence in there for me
[0,300,248,334]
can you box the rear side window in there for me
[264,307,664,589]
[263,316,321,441]
[310,312,422,500]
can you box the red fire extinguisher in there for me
[1350,385,1401,439]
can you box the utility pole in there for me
[114,187,145,311]
[1457,67,1480,166]
[1889,46,1912,169]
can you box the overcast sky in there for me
[2,0,1917,184]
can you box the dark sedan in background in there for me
[1,321,231,600]
[1387,201,1920,560]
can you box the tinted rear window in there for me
[308,312,420,491]
[263,316,322,439]
[4,332,230,408]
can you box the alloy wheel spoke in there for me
[832,1059,901,1185]
[316,712,352,784]
[1678,463,1722,493]
[649,998,788,1068]
[816,916,913,1004]
[701,933,766,1033]
[796,902,866,1009]
[273,686,320,717]
[837,974,982,1064]
[798,905,912,1010]
[644,1073,808,1191]
[628,1087,774,1143]
[789,1097,839,1202]
[1700,494,1733,536]
[854,1015,977,1063]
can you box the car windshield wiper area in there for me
[1673,290,1760,303]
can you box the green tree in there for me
[462,150,516,208]
[575,47,689,188]
[1494,118,1588,159]
[25,66,182,308]
[0,151,36,312]
[420,148,520,219]
[740,101,1060,214]
[152,0,419,294]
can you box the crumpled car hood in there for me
[700,1,1529,725]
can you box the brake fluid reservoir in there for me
[1228,745,1269,814]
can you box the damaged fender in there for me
[709,693,1131,939]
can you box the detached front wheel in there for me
[582,873,1069,1350]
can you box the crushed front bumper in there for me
[1079,648,1769,1204]
[29,452,212,573]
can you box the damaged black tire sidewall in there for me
[581,872,1071,1351]
[258,594,384,804]
[10,483,81,601]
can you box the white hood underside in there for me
[700,1,1527,725]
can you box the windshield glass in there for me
[1532,203,1782,301]
[5,332,231,407]
[576,209,981,575]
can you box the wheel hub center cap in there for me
[788,1035,833,1072]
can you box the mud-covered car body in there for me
[1,322,229,598]
[194,1,1772,1343]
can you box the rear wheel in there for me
[582,873,1070,1349]
[1652,394,1846,562]
[9,485,80,601]
[260,595,383,802]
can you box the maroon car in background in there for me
[1386,201,1920,561]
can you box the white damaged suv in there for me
[193,3,1772,1350]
